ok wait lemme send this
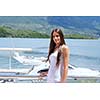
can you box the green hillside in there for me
[0,16,100,39]
[0,26,49,38]
[0,26,96,39]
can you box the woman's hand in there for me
[40,72,48,77]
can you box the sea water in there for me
[0,38,100,70]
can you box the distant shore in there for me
[0,26,98,39]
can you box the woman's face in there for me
[53,32,61,46]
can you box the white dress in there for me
[47,47,64,83]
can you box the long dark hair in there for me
[47,28,66,66]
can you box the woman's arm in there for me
[60,45,70,83]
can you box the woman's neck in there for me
[55,45,60,50]
[55,44,60,48]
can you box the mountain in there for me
[47,16,100,38]
[0,16,100,38]
[47,16,100,29]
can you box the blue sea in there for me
[0,38,100,71]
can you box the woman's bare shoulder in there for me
[60,45,69,53]
[61,44,69,50]
[61,45,69,56]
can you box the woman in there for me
[47,28,70,83]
